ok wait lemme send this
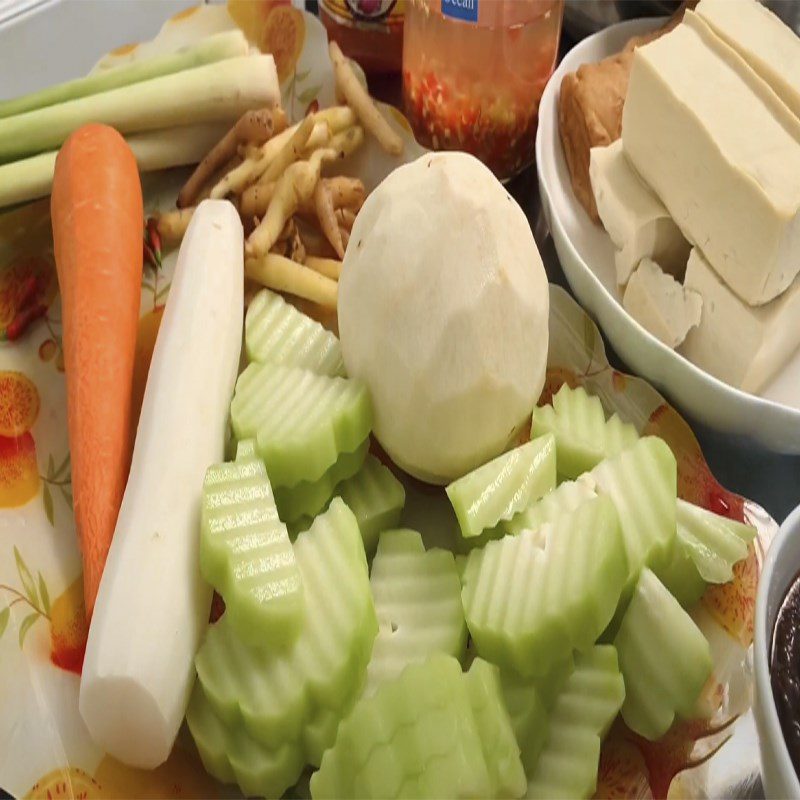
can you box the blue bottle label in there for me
[441,0,478,23]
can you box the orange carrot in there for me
[51,124,143,619]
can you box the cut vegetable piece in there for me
[502,475,598,537]
[365,529,466,696]
[465,659,527,799]
[338,455,406,555]
[200,440,302,647]
[655,535,708,609]
[187,683,305,799]
[531,385,639,479]
[186,685,236,786]
[461,496,627,677]
[526,646,625,799]
[303,696,359,768]
[287,515,315,541]
[500,655,574,773]
[195,499,377,751]
[591,436,677,586]
[79,200,243,770]
[288,772,313,800]
[656,498,754,609]
[505,654,575,715]
[501,671,549,774]
[310,655,494,800]
[314,661,443,798]
[273,440,368,523]
[285,455,406,549]
[245,288,345,376]
[613,568,712,741]
[230,362,373,486]
[675,498,755,584]
[236,439,257,459]
[446,435,556,539]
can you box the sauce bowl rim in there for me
[755,501,800,797]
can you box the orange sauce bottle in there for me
[320,0,405,75]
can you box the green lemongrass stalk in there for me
[0,54,278,163]
[0,121,233,210]
[0,31,250,119]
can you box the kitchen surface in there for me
[1,2,800,799]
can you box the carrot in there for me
[51,124,143,620]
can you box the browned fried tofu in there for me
[558,50,632,222]
[558,11,687,222]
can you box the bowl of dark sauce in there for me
[755,503,800,799]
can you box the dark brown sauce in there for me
[771,569,800,778]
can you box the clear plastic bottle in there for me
[403,0,563,180]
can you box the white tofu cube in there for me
[697,0,800,120]
[623,258,702,349]
[590,140,690,286]
[681,248,800,393]
[622,11,800,305]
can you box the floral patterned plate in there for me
[0,4,775,799]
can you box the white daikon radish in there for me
[79,199,244,769]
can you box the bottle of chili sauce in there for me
[403,0,563,181]
[319,0,405,75]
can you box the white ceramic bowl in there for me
[535,18,800,454]
[754,503,800,799]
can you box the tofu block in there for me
[696,0,800,120]
[590,140,690,285]
[623,258,702,349]
[681,248,800,393]
[622,11,800,306]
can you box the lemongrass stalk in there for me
[0,122,233,209]
[0,31,249,119]
[0,54,279,163]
